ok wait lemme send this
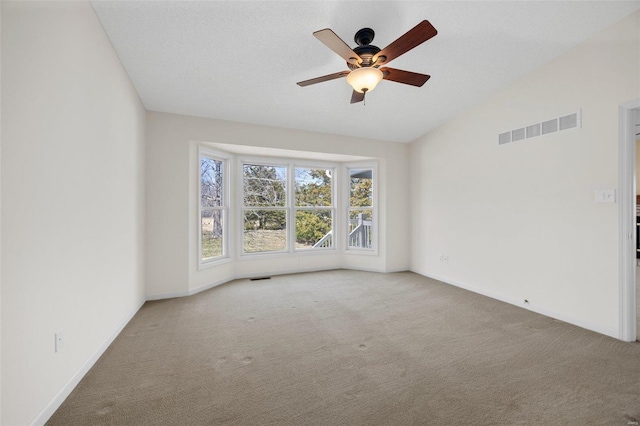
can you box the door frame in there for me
[619,98,640,342]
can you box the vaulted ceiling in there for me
[91,1,639,143]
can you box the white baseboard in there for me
[145,265,405,301]
[146,277,235,300]
[30,299,146,426]
[146,279,232,300]
[186,276,233,296]
[146,289,190,300]
[384,267,410,273]
[416,270,619,340]
[234,265,335,281]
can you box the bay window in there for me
[198,146,376,261]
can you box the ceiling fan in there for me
[297,20,437,104]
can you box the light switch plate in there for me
[595,189,616,203]
[55,330,64,353]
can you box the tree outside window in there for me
[242,164,287,253]
[295,168,333,249]
[200,156,226,260]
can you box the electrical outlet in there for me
[55,330,64,353]
[440,255,449,263]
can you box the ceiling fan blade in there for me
[380,67,431,87]
[297,71,350,87]
[373,20,437,66]
[350,90,364,104]
[313,29,363,65]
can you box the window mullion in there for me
[288,163,294,253]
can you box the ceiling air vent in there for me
[498,110,581,145]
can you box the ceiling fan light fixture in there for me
[346,67,383,93]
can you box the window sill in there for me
[238,248,337,261]
[198,256,233,270]
[344,248,378,256]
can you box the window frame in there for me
[198,147,231,268]
[292,164,336,252]
[238,158,290,257]
[237,156,338,258]
[345,162,378,254]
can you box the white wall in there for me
[0,2,3,422]
[410,11,640,338]
[1,2,146,425]
[146,111,410,298]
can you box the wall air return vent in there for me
[541,119,558,135]
[498,132,511,145]
[498,110,581,145]
[511,128,525,142]
[526,124,541,138]
[559,113,579,131]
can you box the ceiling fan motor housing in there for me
[348,28,381,69]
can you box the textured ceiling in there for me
[91,1,639,143]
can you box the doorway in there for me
[635,108,640,341]
[620,100,640,342]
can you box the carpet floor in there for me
[48,270,640,425]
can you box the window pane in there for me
[349,169,372,207]
[202,210,223,259]
[295,210,332,249]
[201,158,223,207]
[348,209,373,249]
[243,164,287,207]
[295,168,332,207]
[243,209,287,253]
